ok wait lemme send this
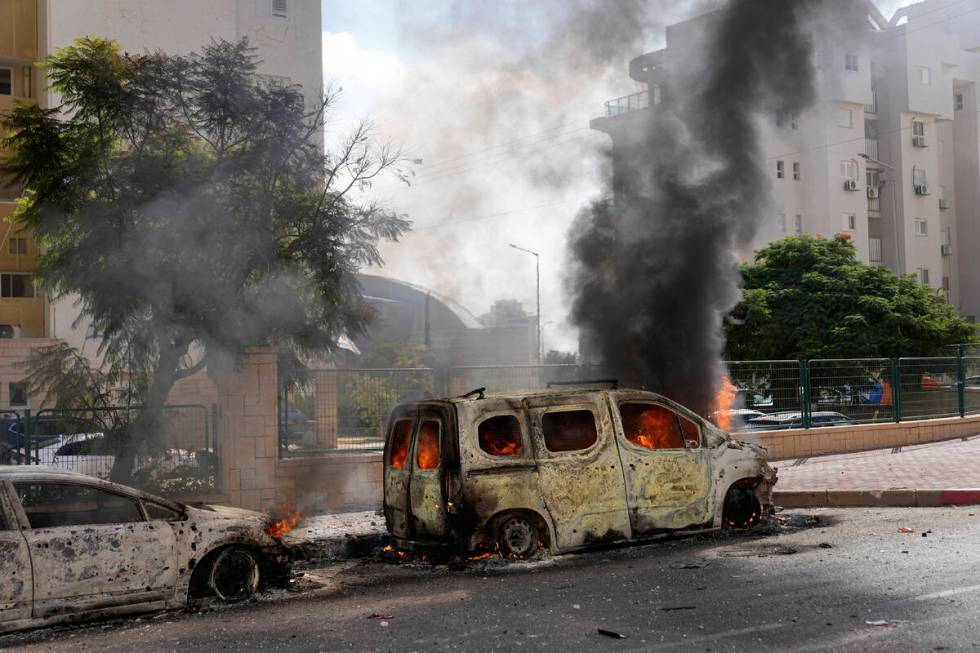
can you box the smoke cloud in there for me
[567,0,866,414]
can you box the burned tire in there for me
[722,485,762,529]
[497,514,539,558]
[207,546,260,602]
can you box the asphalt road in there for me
[3,507,980,652]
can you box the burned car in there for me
[0,467,289,634]
[383,386,776,557]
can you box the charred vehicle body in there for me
[0,468,289,634]
[383,387,777,557]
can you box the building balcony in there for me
[864,138,879,160]
[605,90,649,117]
[864,89,878,115]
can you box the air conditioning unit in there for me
[0,325,13,339]
[913,135,927,147]
[941,244,952,256]
[844,179,859,191]
[867,188,879,199]
[914,184,929,195]
[939,198,950,210]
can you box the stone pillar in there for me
[216,347,280,511]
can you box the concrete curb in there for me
[774,488,980,508]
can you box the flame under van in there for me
[383,386,777,557]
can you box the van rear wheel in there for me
[497,515,538,558]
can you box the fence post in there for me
[891,359,902,423]
[799,361,811,429]
[23,408,32,465]
[958,344,966,418]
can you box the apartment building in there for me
[593,0,980,321]
[0,0,322,406]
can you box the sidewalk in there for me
[773,435,980,507]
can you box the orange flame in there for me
[479,424,523,457]
[416,421,440,469]
[265,502,301,538]
[713,376,738,430]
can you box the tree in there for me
[725,235,976,361]
[1,38,410,479]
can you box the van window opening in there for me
[416,420,440,470]
[389,419,413,469]
[680,415,700,448]
[619,403,686,449]
[542,410,598,452]
[478,415,523,456]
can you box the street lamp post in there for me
[509,243,541,363]
[858,152,902,275]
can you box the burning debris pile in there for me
[567,0,864,416]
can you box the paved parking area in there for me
[775,435,980,491]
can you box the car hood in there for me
[191,504,268,523]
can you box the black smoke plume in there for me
[568,0,862,415]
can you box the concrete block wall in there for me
[216,347,280,512]
[277,452,382,512]
[756,414,980,459]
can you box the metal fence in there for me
[279,353,980,455]
[0,404,219,498]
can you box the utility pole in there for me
[509,244,541,363]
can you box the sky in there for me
[319,0,922,353]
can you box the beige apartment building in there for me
[594,0,980,322]
[0,0,322,407]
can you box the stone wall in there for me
[755,414,980,460]
[215,348,381,513]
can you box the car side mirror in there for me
[685,439,700,449]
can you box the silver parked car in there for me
[0,467,289,634]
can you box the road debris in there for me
[661,606,697,612]
[367,613,393,620]
[899,527,914,533]
[865,620,894,627]
[597,628,627,639]
[818,542,833,549]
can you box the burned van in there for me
[383,386,776,557]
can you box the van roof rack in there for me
[459,387,486,399]
[546,379,619,389]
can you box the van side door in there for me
[407,406,450,540]
[0,481,31,627]
[383,406,417,541]
[526,396,631,551]
[611,399,713,535]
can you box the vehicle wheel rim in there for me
[208,548,260,601]
[500,517,535,557]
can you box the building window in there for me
[8,382,27,407]
[837,108,853,128]
[913,167,928,193]
[0,68,11,96]
[913,219,928,236]
[918,66,931,85]
[943,276,951,292]
[272,0,287,17]
[919,268,930,285]
[791,114,799,130]
[776,160,785,179]
[912,119,926,146]
[8,238,26,255]
[778,213,786,232]
[845,53,859,72]
[415,420,440,470]
[795,214,803,234]
[793,161,801,180]
[0,273,33,298]
[956,93,964,111]
[776,111,785,128]
[870,237,883,263]
[840,159,859,182]
[652,84,662,105]
[842,213,857,231]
